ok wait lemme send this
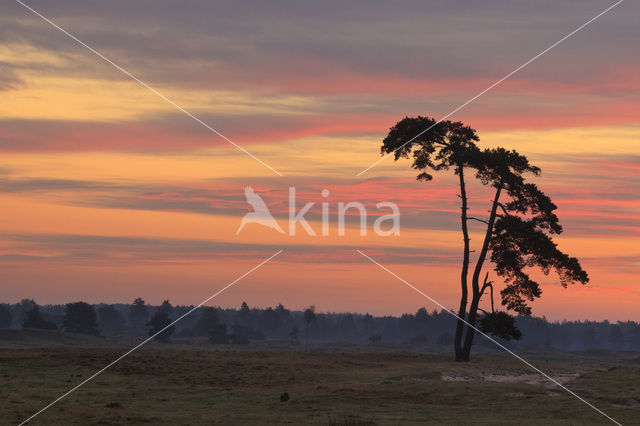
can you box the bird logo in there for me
[236,187,285,235]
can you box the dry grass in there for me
[1,337,639,424]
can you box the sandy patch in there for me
[441,372,579,388]
[441,375,471,382]
[482,373,579,387]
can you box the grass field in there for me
[1,334,639,425]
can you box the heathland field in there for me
[1,332,639,425]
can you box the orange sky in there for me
[1,0,638,321]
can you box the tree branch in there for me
[487,283,495,313]
[479,272,495,313]
[467,217,489,224]
[497,202,512,217]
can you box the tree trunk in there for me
[454,165,471,362]
[460,184,503,361]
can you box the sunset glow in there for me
[1,0,638,321]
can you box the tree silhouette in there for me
[192,306,218,336]
[275,304,293,336]
[22,305,57,330]
[478,312,521,341]
[338,313,357,341]
[128,297,148,333]
[303,306,316,352]
[192,307,229,343]
[628,325,640,351]
[19,299,37,323]
[582,325,598,348]
[261,307,280,334]
[97,305,125,334]
[436,332,453,345]
[63,302,100,336]
[362,313,374,336]
[159,300,173,315]
[146,310,174,343]
[609,324,624,350]
[381,117,588,361]
[209,323,229,344]
[289,326,299,347]
[237,301,252,327]
[0,304,12,328]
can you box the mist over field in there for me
[2,299,639,353]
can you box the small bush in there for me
[479,311,522,341]
[368,335,382,344]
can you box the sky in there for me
[0,0,638,321]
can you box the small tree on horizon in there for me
[303,306,316,352]
[582,324,598,348]
[381,116,588,362]
[159,300,173,316]
[192,307,219,336]
[22,305,57,330]
[609,324,624,350]
[147,310,174,343]
[0,304,12,328]
[63,302,100,336]
[192,306,229,343]
[19,299,37,323]
[128,297,148,333]
[97,304,125,334]
[289,326,300,347]
[237,301,252,327]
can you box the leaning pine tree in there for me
[381,117,588,362]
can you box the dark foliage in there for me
[63,302,100,336]
[6,303,640,351]
[229,332,250,345]
[230,324,264,344]
[146,310,174,343]
[128,297,149,332]
[303,306,316,351]
[159,300,173,315]
[381,116,588,360]
[0,304,12,328]
[479,312,522,341]
[237,301,252,326]
[8,299,636,352]
[609,325,624,349]
[436,332,454,345]
[471,146,588,315]
[381,116,480,182]
[97,304,125,334]
[190,307,229,343]
[289,326,299,345]
[209,323,230,344]
[191,307,219,336]
[23,306,57,330]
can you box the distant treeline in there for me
[1,299,639,351]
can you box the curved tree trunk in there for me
[460,184,503,361]
[454,165,471,362]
